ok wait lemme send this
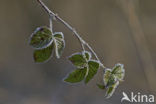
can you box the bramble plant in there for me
[29,0,125,98]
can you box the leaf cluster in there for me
[97,64,125,98]
[64,51,100,84]
[29,12,125,98]
[29,27,65,63]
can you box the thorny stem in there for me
[37,0,105,68]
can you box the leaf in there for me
[30,27,53,49]
[97,83,105,90]
[106,81,119,98]
[85,60,100,84]
[53,32,65,58]
[54,32,64,39]
[33,44,54,63]
[54,39,65,58]
[112,63,125,81]
[69,53,87,68]
[103,63,125,98]
[106,75,117,88]
[64,67,87,83]
[83,51,92,60]
[103,68,112,86]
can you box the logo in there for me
[121,92,155,103]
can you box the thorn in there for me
[72,28,77,35]
[55,13,58,16]
[53,13,58,20]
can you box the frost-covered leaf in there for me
[53,32,65,58]
[64,67,87,83]
[54,39,65,58]
[68,51,92,68]
[30,27,53,49]
[103,63,125,98]
[54,32,64,39]
[97,83,105,90]
[83,51,92,60]
[33,44,54,63]
[69,53,87,68]
[112,63,125,81]
[85,60,100,84]
[103,69,112,86]
[106,81,119,98]
[106,75,117,88]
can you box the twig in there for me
[37,0,105,68]
[49,15,53,33]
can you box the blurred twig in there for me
[119,0,156,91]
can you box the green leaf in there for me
[112,63,125,81]
[103,69,112,86]
[104,69,117,88]
[30,27,53,49]
[85,60,100,84]
[103,64,125,98]
[69,53,87,68]
[54,32,64,39]
[106,75,117,88]
[106,81,119,98]
[97,83,105,90]
[53,32,65,58]
[54,39,65,58]
[64,67,87,83]
[83,51,91,60]
[33,44,54,63]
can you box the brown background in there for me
[0,0,156,104]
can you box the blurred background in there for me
[0,0,156,104]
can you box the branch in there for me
[37,0,105,68]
